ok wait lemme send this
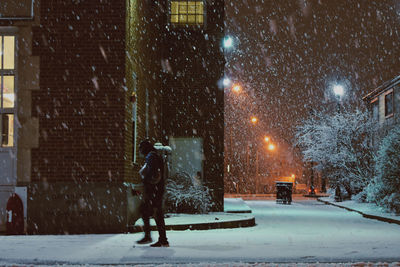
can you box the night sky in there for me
[225,0,400,142]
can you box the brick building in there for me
[0,0,224,234]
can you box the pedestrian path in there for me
[129,198,255,232]
[318,197,400,225]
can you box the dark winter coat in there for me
[140,151,163,185]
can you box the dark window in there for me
[385,92,394,117]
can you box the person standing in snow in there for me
[136,139,169,247]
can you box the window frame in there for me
[384,89,394,118]
[0,28,18,150]
[169,0,206,28]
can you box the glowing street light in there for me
[268,143,276,151]
[250,116,258,124]
[232,83,242,93]
[223,78,231,87]
[223,36,233,48]
[264,136,270,143]
[333,84,344,97]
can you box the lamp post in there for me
[248,117,276,193]
[226,82,242,193]
[223,36,234,49]
[248,116,257,193]
[333,84,345,201]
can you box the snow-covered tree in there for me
[295,108,377,198]
[165,172,213,214]
[366,125,400,213]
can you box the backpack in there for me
[147,151,163,184]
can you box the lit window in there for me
[0,34,16,148]
[1,75,15,109]
[170,1,204,25]
[385,91,393,117]
[1,114,14,147]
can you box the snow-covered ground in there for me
[1,198,400,266]
[319,196,400,222]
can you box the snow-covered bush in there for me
[296,108,377,198]
[366,125,400,213]
[165,172,213,214]
[352,190,368,203]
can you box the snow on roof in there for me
[363,75,400,101]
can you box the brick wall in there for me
[31,0,128,182]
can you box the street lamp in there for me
[223,36,233,48]
[333,85,344,98]
[267,143,275,151]
[232,83,242,93]
[333,84,345,201]
[250,116,258,124]
[223,78,231,88]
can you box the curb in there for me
[225,210,252,214]
[128,214,256,233]
[317,198,400,226]
[304,194,329,198]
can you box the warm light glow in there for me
[291,174,295,179]
[268,143,275,151]
[232,84,242,93]
[333,84,344,96]
[264,136,270,142]
[250,116,258,124]
[170,1,204,25]
[3,36,15,70]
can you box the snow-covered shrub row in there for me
[165,172,213,214]
[296,108,378,199]
[366,125,400,214]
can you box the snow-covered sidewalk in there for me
[1,198,400,266]
[318,197,400,225]
[131,198,255,232]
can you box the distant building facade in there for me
[0,0,224,234]
[363,75,400,133]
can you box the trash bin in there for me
[275,181,293,204]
